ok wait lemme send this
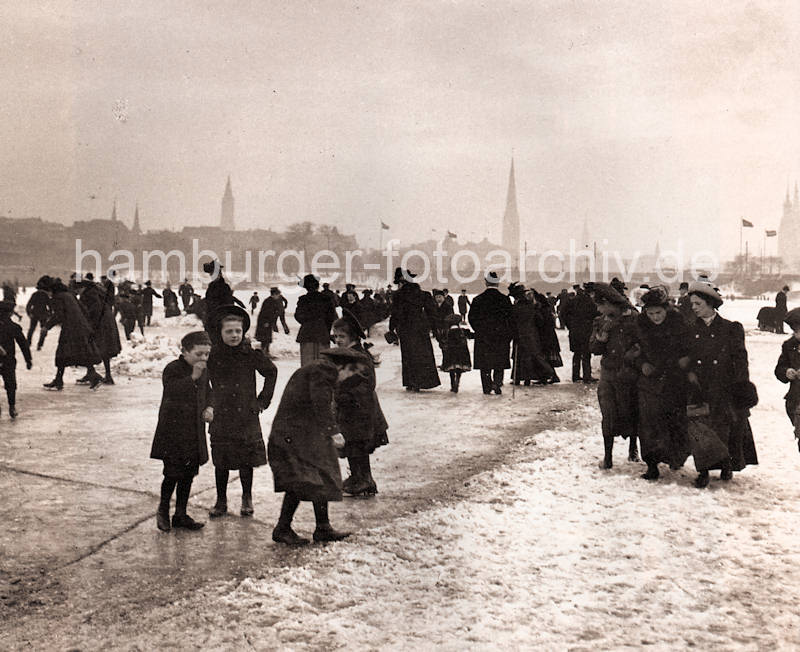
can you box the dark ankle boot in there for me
[156,504,171,531]
[241,494,254,516]
[600,436,613,469]
[641,463,659,480]
[209,501,228,517]
[694,470,710,488]
[313,524,352,542]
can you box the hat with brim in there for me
[508,282,526,299]
[592,282,629,307]
[202,260,223,274]
[300,273,320,290]
[339,308,366,340]
[484,271,500,286]
[687,281,723,309]
[393,267,417,284]
[214,304,251,332]
[36,275,53,291]
[320,346,369,364]
[785,307,800,328]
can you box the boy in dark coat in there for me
[331,311,388,495]
[0,300,33,419]
[150,330,212,531]
[206,305,277,518]
[775,307,800,449]
[268,347,359,545]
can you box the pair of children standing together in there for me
[150,303,385,544]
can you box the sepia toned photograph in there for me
[2,1,800,649]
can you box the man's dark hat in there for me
[270,287,280,294]
[145,280,152,286]
[393,267,417,284]
[36,275,53,291]
[214,304,251,333]
[508,282,527,299]
[202,260,223,274]
[301,273,320,290]
[362,288,372,296]
[432,288,444,296]
[320,346,368,363]
[323,282,330,288]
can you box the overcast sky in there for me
[2,0,799,260]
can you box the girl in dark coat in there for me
[295,274,337,366]
[508,284,555,386]
[440,312,472,393]
[388,268,441,391]
[686,281,758,488]
[79,278,122,385]
[590,283,640,469]
[42,280,103,390]
[632,287,691,480]
[206,306,278,517]
[268,347,359,545]
[331,311,389,495]
[150,330,212,531]
[533,289,562,379]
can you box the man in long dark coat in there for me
[388,268,440,391]
[179,279,194,312]
[562,285,598,383]
[469,271,513,395]
[776,285,789,334]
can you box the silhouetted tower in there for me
[501,159,520,262]
[132,203,141,235]
[220,176,235,230]
[110,199,117,222]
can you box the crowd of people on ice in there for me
[1,261,799,543]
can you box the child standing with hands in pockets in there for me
[150,330,213,531]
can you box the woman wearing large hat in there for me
[388,268,440,391]
[685,281,758,487]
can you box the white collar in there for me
[701,312,717,326]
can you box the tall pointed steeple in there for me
[110,198,117,222]
[501,159,520,259]
[132,203,141,235]
[220,175,235,230]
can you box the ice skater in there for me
[0,299,32,419]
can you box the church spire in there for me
[110,198,117,222]
[501,158,520,259]
[132,202,141,234]
[220,175,235,230]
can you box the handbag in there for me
[686,403,729,471]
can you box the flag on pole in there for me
[380,221,390,230]
[766,230,777,237]
[742,218,754,228]
[447,231,457,239]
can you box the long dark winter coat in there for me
[562,291,597,352]
[268,359,343,501]
[0,315,32,368]
[687,314,758,471]
[775,335,800,424]
[469,288,513,370]
[590,312,639,439]
[295,291,338,344]
[511,299,553,382]
[46,288,101,367]
[204,276,242,328]
[255,296,283,344]
[441,325,472,372]
[534,292,563,368]
[389,282,441,389]
[207,341,277,469]
[80,283,122,360]
[336,342,389,455]
[633,309,691,467]
[150,356,210,476]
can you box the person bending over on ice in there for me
[205,305,277,518]
[150,330,213,531]
[775,307,800,451]
[331,310,388,496]
[268,347,362,545]
[0,299,33,419]
[589,282,640,469]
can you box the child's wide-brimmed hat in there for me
[785,307,800,328]
[214,304,251,332]
[320,346,368,364]
[687,281,723,309]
